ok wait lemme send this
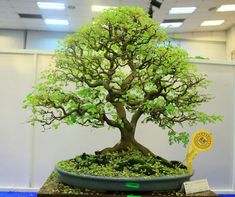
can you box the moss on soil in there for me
[57,150,188,178]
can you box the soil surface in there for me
[57,150,188,178]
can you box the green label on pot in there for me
[127,195,142,197]
[125,182,140,189]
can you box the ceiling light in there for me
[160,22,182,28]
[45,19,69,25]
[91,5,116,12]
[169,7,197,14]
[201,20,224,26]
[217,4,235,12]
[37,2,65,10]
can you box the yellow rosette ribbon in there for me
[186,130,214,172]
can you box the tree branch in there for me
[131,109,143,129]
[103,114,121,128]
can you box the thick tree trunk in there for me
[101,128,155,156]
[100,128,177,168]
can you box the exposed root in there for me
[99,140,175,168]
[100,139,155,156]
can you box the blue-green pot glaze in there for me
[55,165,193,191]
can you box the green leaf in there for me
[166,104,175,114]
[53,123,60,129]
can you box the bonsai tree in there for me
[23,7,221,156]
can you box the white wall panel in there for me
[0,53,35,188]
[179,40,227,60]
[0,51,234,191]
[136,62,234,190]
[0,30,24,49]
[194,63,233,190]
[226,25,235,60]
[170,31,226,42]
[170,31,227,60]
[0,29,229,60]
[26,31,71,50]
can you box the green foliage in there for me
[57,150,188,178]
[23,7,222,146]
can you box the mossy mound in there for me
[57,150,188,178]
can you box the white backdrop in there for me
[0,50,234,192]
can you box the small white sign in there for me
[183,179,210,195]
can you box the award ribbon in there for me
[186,130,214,172]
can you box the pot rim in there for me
[55,164,194,181]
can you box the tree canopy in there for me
[23,7,222,150]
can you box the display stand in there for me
[38,171,218,197]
